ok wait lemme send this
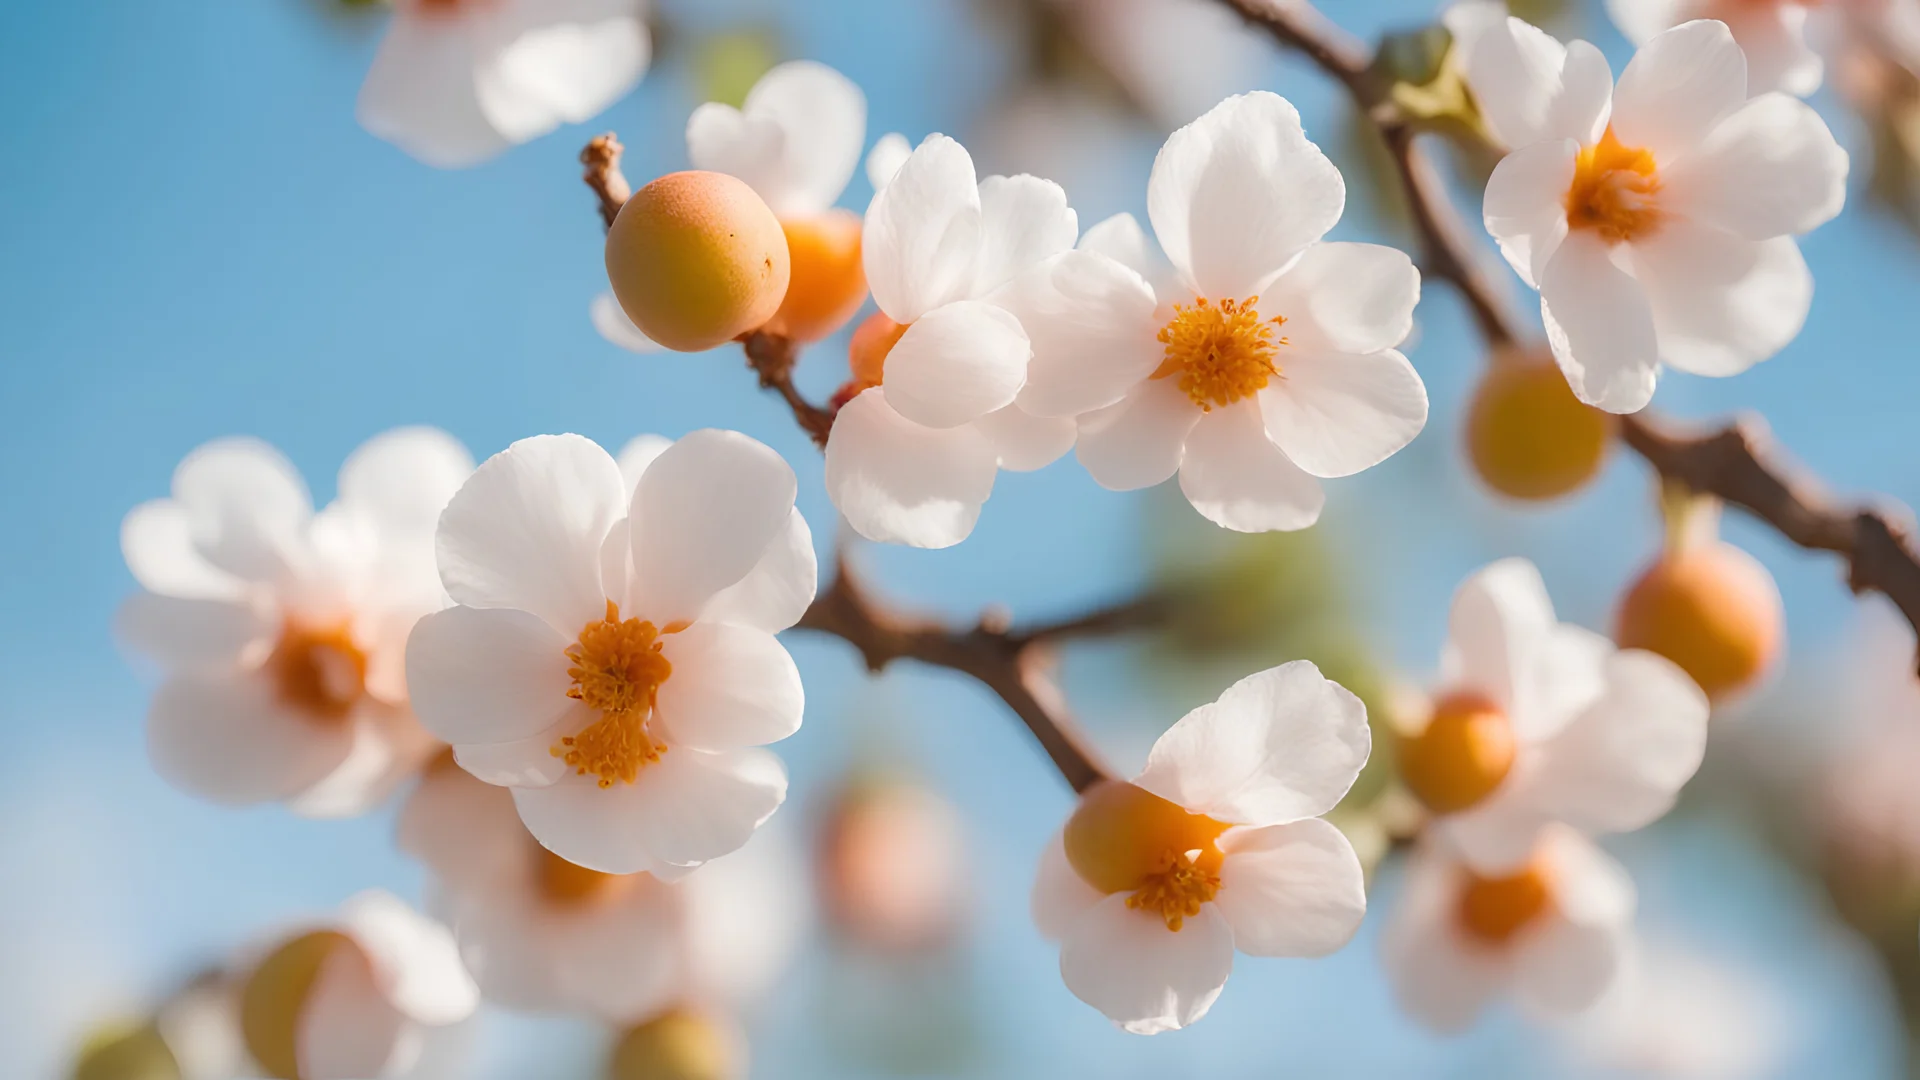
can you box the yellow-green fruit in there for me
[606,171,791,352]
[1615,541,1783,701]
[70,1020,179,1080]
[607,1011,739,1080]
[1466,359,1612,500]
[240,930,357,1080]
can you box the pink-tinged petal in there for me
[1661,93,1848,239]
[1177,402,1325,533]
[696,509,817,633]
[1258,348,1427,479]
[1075,380,1200,491]
[628,429,797,626]
[513,748,787,873]
[972,173,1079,294]
[547,888,682,1020]
[1379,846,1505,1032]
[406,605,574,745]
[1610,20,1747,162]
[436,434,625,634]
[1058,894,1234,1035]
[398,764,531,890]
[1545,825,1639,926]
[338,889,478,1025]
[998,250,1162,418]
[688,59,864,217]
[337,427,474,539]
[1526,649,1708,835]
[171,437,314,584]
[1259,242,1419,355]
[1483,138,1577,288]
[1214,819,1366,957]
[823,389,999,548]
[1136,660,1370,826]
[1147,91,1345,299]
[1630,222,1811,377]
[1539,230,1661,414]
[1032,830,1107,940]
[116,591,272,675]
[656,622,803,751]
[1727,4,1822,97]
[286,705,437,819]
[863,134,983,322]
[1441,791,1555,875]
[121,500,244,600]
[297,942,415,1080]
[451,706,579,788]
[1514,918,1629,1016]
[147,676,353,806]
[880,300,1031,428]
[357,11,512,168]
[976,404,1076,472]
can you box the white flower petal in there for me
[614,434,671,494]
[972,174,1079,294]
[171,437,314,584]
[1539,230,1661,413]
[823,389,999,548]
[1136,660,1370,826]
[285,705,435,819]
[548,890,681,1020]
[1258,347,1427,479]
[397,764,531,890]
[483,0,650,131]
[1442,793,1557,875]
[976,404,1077,472]
[863,134,983,322]
[592,291,663,353]
[1147,91,1345,298]
[116,591,271,675]
[1514,917,1629,1016]
[1483,138,1577,288]
[1450,14,1610,148]
[452,708,577,788]
[998,250,1162,418]
[697,509,817,633]
[436,434,626,634]
[1603,0,1691,43]
[1630,223,1811,377]
[1730,4,1822,98]
[121,500,244,600]
[1259,242,1419,355]
[880,300,1031,428]
[1378,843,1504,1032]
[338,889,479,1025]
[1177,402,1325,533]
[298,944,414,1080]
[1661,92,1848,239]
[628,429,798,626]
[1058,895,1233,1035]
[147,676,352,805]
[1075,379,1200,491]
[656,622,803,751]
[337,427,474,539]
[1032,830,1105,940]
[357,12,513,168]
[1545,825,1639,926]
[1214,819,1366,957]
[688,60,865,216]
[406,604,574,745]
[1611,19,1747,163]
[512,748,787,873]
[1077,211,1156,280]
[1440,557,1596,739]
[865,131,912,192]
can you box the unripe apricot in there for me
[1398,691,1515,814]
[607,1010,739,1080]
[766,210,867,342]
[1615,541,1783,701]
[1063,780,1227,895]
[606,171,791,352]
[847,310,908,389]
[1466,358,1612,500]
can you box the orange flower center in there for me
[1063,780,1229,932]
[1565,128,1662,244]
[267,621,367,721]
[1397,691,1516,814]
[1152,296,1287,411]
[554,600,675,788]
[534,844,637,908]
[1456,860,1555,945]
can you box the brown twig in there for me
[740,330,838,447]
[1220,0,1920,667]
[581,134,631,231]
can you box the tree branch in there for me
[581,133,630,231]
[1220,0,1920,667]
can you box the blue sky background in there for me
[1,0,1915,1075]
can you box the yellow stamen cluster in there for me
[555,600,673,788]
[1565,128,1662,244]
[1125,849,1223,932]
[1153,296,1287,411]
[267,621,367,722]
[1064,780,1230,934]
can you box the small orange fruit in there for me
[1466,357,1613,500]
[1398,691,1516,815]
[847,310,908,390]
[605,171,791,352]
[1615,541,1783,701]
[766,210,867,342]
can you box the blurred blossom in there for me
[1820,603,1920,897]
[236,891,477,1080]
[817,772,971,953]
[119,428,472,818]
[357,0,652,168]
[1046,0,1270,128]
[1606,0,1825,96]
[605,1009,746,1080]
[1564,939,1790,1078]
[1380,827,1634,1031]
[972,81,1149,223]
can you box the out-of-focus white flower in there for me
[120,428,473,818]
[818,774,971,952]
[1381,827,1634,1031]
[399,756,804,1020]
[597,60,876,351]
[1400,558,1708,872]
[1602,0,1823,96]
[237,891,477,1080]
[1457,16,1847,412]
[1031,661,1370,1034]
[1566,939,1790,1078]
[823,134,1081,548]
[1051,0,1271,128]
[1015,92,1426,533]
[358,0,651,169]
[405,430,813,875]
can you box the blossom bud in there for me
[606,171,791,352]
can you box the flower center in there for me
[554,600,674,788]
[267,621,367,721]
[534,844,637,908]
[1397,690,1516,814]
[1565,128,1662,244]
[1063,780,1229,932]
[1153,296,1286,411]
[1456,859,1555,945]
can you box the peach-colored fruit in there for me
[1398,691,1515,815]
[1466,359,1613,500]
[1615,541,1783,701]
[766,210,867,342]
[605,171,791,352]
